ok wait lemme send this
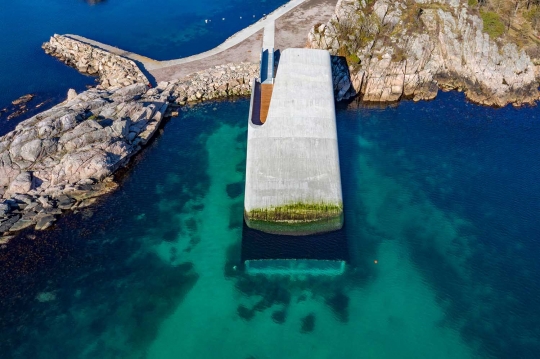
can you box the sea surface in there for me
[0,0,288,134]
[2,1,540,359]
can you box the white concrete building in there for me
[244,48,343,235]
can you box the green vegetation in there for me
[481,11,506,38]
[347,52,360,65]
[246,202,343,222]
[245,211,344,235]
[468,0,540,54]
[338,45,360,66]
[329,10,380,57]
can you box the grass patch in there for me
[481,11,505,39]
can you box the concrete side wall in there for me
[244,48,343,235]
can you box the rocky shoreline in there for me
[0,35,258,239]
[43,35,150,89]
[308,0,540,106]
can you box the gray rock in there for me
[112,83,147,99]
[22,211,37,221]
[8,217,33,232]
[0,202,10,215]
[0,215,20,232]
[5,171,33,197]
[12,94,34,106]
[56,194,74,210]
[35,214,56,230]
[41,207,62,215]
[36,291,56,302]
[67,88,78,102]
[13,194,33,204]
[38,196,53,209]
[308,0,540,106]
[0,235,14,245]
[0,35,260,236]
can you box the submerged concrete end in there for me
[244,211,343,236]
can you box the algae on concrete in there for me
[244,48,343,235]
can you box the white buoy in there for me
[222,17,225,20]
[240,16,242,19]
[205,19,208,23]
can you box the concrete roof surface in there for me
[245,48,342,212]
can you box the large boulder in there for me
[5,171,33,198]
[67,88,77,102]
[20,139,42,162]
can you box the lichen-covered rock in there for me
[308,0,540,107]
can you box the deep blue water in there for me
[2,0,540,357]
[0,0,288,133]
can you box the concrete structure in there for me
[64,0,305,72]
[244,48,343,235]
[61,0,339,83]
[250,22,276,125]
[245,259,346,275]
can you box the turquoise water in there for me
[2,92,540,358]
[2,0,540,357]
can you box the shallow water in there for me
[0,0,288,133]
[1,92,540,358]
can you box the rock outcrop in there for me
[1,34,259,236]
[160,62,258,105]
[43,34,150,89]
[0,82,167,234]
[308,0,540,106]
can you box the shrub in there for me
[346,52,360,65]
[481,11,505,39]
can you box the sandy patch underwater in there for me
[146,102,476,359]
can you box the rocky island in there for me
[1,0,539,239]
